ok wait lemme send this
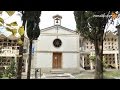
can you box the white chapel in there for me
[31,15,80,73]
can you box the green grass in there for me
[73,70,120,79]
[74,74,94,79]
[1,77,9,79]
[103,70,120,79]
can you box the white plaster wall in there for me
[36,35,79,52]
[32,52,79,69]
[42,28,57,34]
[41,27,76,35]
[31,26,80,69]
[60,36,79,52]
[32,53,52,68]
[62,53,79,68]
[58,29,76,34]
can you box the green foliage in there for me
[26,20,34,39]
[0,73,3,78]
[0,23,2,26]
[24,11,41,40]
[23,11,41,79]
[3,60,17,79]
[89,55,95,61]
[17,38,23,45]
[10,21,18,26]
[74,11,109,42]
[0,11,25,79]
[0,67,5,78]
[89,55,107,68]
[6,24,11,26]
[74,11,110,79]
[6,27,12,32]
[0,12,21,37]
[23,11,41,22]
[0,17,4,23]
[18,26,24,36]
[6,28,17,35]
[27,21,40,40]
[6,11,15,16]
[11,29,17,35]
[103,70,120,79]
[103,56,108,68]
[33,25,40,40]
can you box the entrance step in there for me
[41,73,75,79]
[50,69,64,74]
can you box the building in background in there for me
[80,31,119,70]
[0,33,29,72]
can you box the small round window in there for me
[53,38,62,48]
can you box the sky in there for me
[40,11,76,30]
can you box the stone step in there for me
[41,73,75,79]
[50,69,64,74]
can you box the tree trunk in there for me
[17,39,23,79]
[94,38,103,79]
[118,27,120,69]
[27,39,33,79]
[17,14,26,79]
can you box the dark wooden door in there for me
[52,53,62,69]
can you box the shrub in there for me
[3,59,17,79]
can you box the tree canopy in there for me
[74,11,110,79]
[74,11,109,42]
[23,11,41,40]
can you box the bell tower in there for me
[53,14,62,25]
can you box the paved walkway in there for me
[22,69,120,79]
[22,73,75,79]
[21,70,95,79]
[41,73,75,79]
